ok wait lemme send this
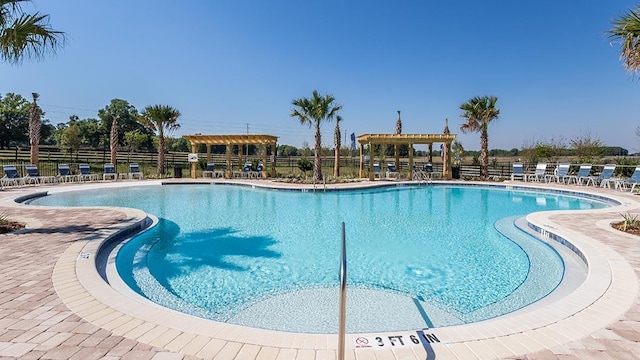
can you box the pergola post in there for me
[237,145,243,173]
[262,145,268,179]
[408,144,414,180]
[271,143,277,178]
[428,143,433,163]
[207,145,211,162]
[190,143,198,179]
[444,141,452,179]
[225,144,232,179]
[368,144,374,181]
[359,144,364,178]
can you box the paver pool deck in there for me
[1,178,640,359]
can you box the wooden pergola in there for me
[357,133,457,180]
[182,134,278,179]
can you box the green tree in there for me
[165,137,189,152]
[333,115,342,177]
[124,129,148,159]
[608,6,640,74]
[75,117,105,148]
[138,105,181,176]
[0,0,65,64]
[290,90,342,181]
[0,92,29,147]
[570,130,603,163]
[459,95,500,180]
[60,124,80,159]
[98,99,142,165]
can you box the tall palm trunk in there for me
[480,128,489,180]
[110,118,118,165]
[334,117,341,177]
[157,129,165,175]
[29,93,41,165]
[395,110,402,171]
[314,124,322,181]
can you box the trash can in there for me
[174,166,182,178]
[452,166,460,179]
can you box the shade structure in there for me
[182,134,278,179]
[357,133,457,180]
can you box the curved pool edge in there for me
[16,179,640,359]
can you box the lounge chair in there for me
[25,165,55,185]
[241,162,254,178]
[373,163,381,179]
[586,164,616,188]
[78,164,98,182]
[255,162,264,179]
[2,165,25,187]
[528,163,547,182]
[128,163,144,180]
[545,163,571,184]
[203,163,215,178]
[510,162,526,181]
[57,164,79,183]
[620,166,640,193]
[103,163,117,181]
[423,163,433,180]
[567,164,592,185]
[386,162,399,179]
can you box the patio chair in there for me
[255,162,264,179]
[386,162,399,179]
[620,166,640,193]
[103,163,117,181]
[203,163,215,178]
[373,163,381,179]
[57,164,80,183]
[2,165,25,187]
[241,162,255,178]
[128,163,144,180]
[567,164,592,185]
[528,163,547,182]
[510,162,526,181]
[25,165,55,185]
[78,164,99,182]
[585,164,616,188]
[423,163,433,180]
[545,163,570,184]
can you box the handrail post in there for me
[338,222,347,360]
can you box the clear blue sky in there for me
[3,0,640,153]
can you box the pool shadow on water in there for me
[141,220,282,297]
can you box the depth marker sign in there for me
[353,331,440,349]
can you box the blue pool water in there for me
[30,184,608,333]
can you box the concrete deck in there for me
[1,179,640,359]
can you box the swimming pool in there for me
[30,184,608,333]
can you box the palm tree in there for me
[459,96,500,180]
[608,6,640,73]
[333,115,342,177]
[290,90,342,181]
[28,92,41,165]
[138,105,181,176]
[394,110,402,171]
[1,0,66,64]
[109,115,119,165]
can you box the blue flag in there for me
[350,133,356,151]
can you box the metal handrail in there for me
[338,222,347,360]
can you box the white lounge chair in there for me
[103,163,117,181]
[510,162,525,181]
[528,163,547,182]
